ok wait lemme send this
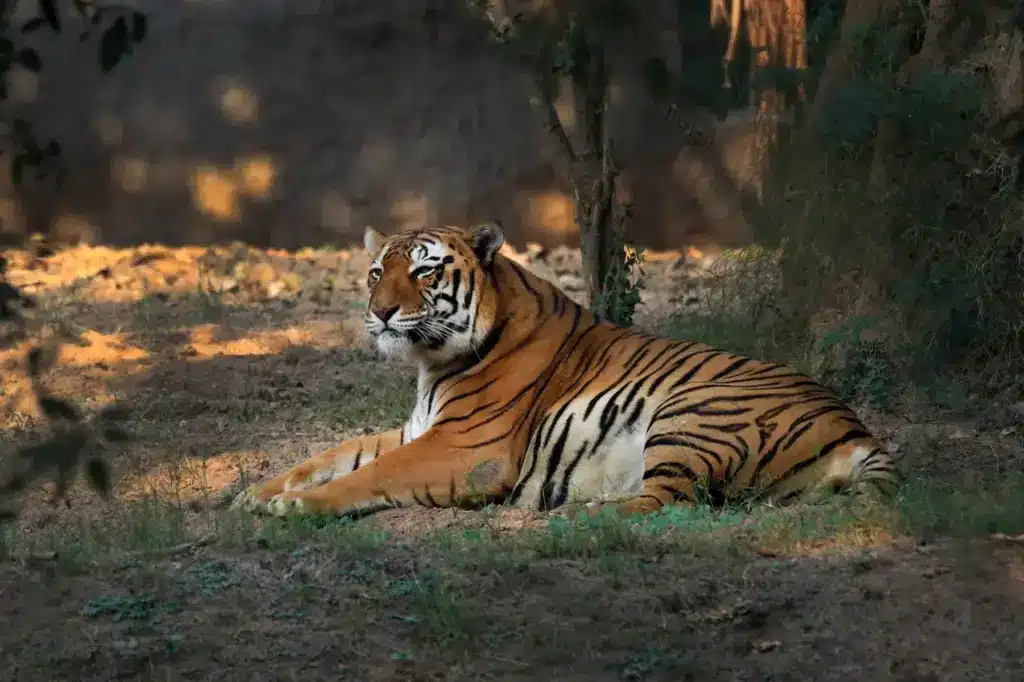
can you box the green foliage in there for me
[0,257,137,520]
[664,7,1023,408]
[591,246,646,327]
[82,593,180,621]
[1,0,148,186]
[815,317,900,409]
[894,473,1024,538]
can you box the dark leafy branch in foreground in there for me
[1,0,148,186]
[0,257,135,523]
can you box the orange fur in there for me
[233,223,900,518]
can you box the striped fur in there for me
[232,222,900,518]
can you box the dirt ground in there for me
[1,241,1022,681]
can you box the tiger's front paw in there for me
[266,492,312,517]
[230,485,271,513]
[552,500,602,520]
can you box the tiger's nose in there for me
[371,306,399,323]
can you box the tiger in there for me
[232,221,899,519]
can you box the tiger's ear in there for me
[466,221,504,267]
[363,226,386,255]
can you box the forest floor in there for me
[0,240,1022,681]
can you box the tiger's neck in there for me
[411,255,596,407]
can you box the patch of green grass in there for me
[184,560,238,596]
[82,594,181,622]
[317,349,417,428]
[6,472,1021,577]
[896,473,1024,537]
[399,570,480,647]
[246,512,391,551]
[6,494,190,566]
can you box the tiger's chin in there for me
[371,328,477,369]
[372,330,416,362]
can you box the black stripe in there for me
[539,415,575,510]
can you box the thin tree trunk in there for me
[526,43,624,311]
[746,0,807,161]
[477,4,627,312]
[744,0,809,343]
[570,45,625,310]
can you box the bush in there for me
[662,16,1023,412]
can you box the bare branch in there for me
[473,4,578,174]
[723,0,743,88]
[527,86,579,166]
[710,0,728,25]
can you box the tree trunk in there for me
[743,0,809,344]
[746,0,807,162]
[476,3,629,315]
[524,43,625,314]
[569,45,625,313]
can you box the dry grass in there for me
[1,243,1023,680]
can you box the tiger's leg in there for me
[232,427,405,510]
[259,432,516,518]
[558,424,738,519]
[754,431,901,505]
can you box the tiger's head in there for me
[362,222,505,365]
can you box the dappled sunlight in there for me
[235,154,275,198]
[191,165,241,221]
[0,242,377,328]
[520,189,574,240]
[216,80,259,124]
[189,155,278,220]
[60,329,151,367]
[119,450,264,506]
[752,522,898,558]
[111,155,149,193]
[0,330,152,427]
[181,320,367,359]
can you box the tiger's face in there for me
[362,222,504,365]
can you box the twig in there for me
[474,7,578,173]
[123,533,216,558]
[528,86,579,167]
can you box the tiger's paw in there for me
[266,492,312,517]
[230,485,271,513]
[552,500,603,520]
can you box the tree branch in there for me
[475,5,579,177]
[527,84,579,168]
[710,0,744,88]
